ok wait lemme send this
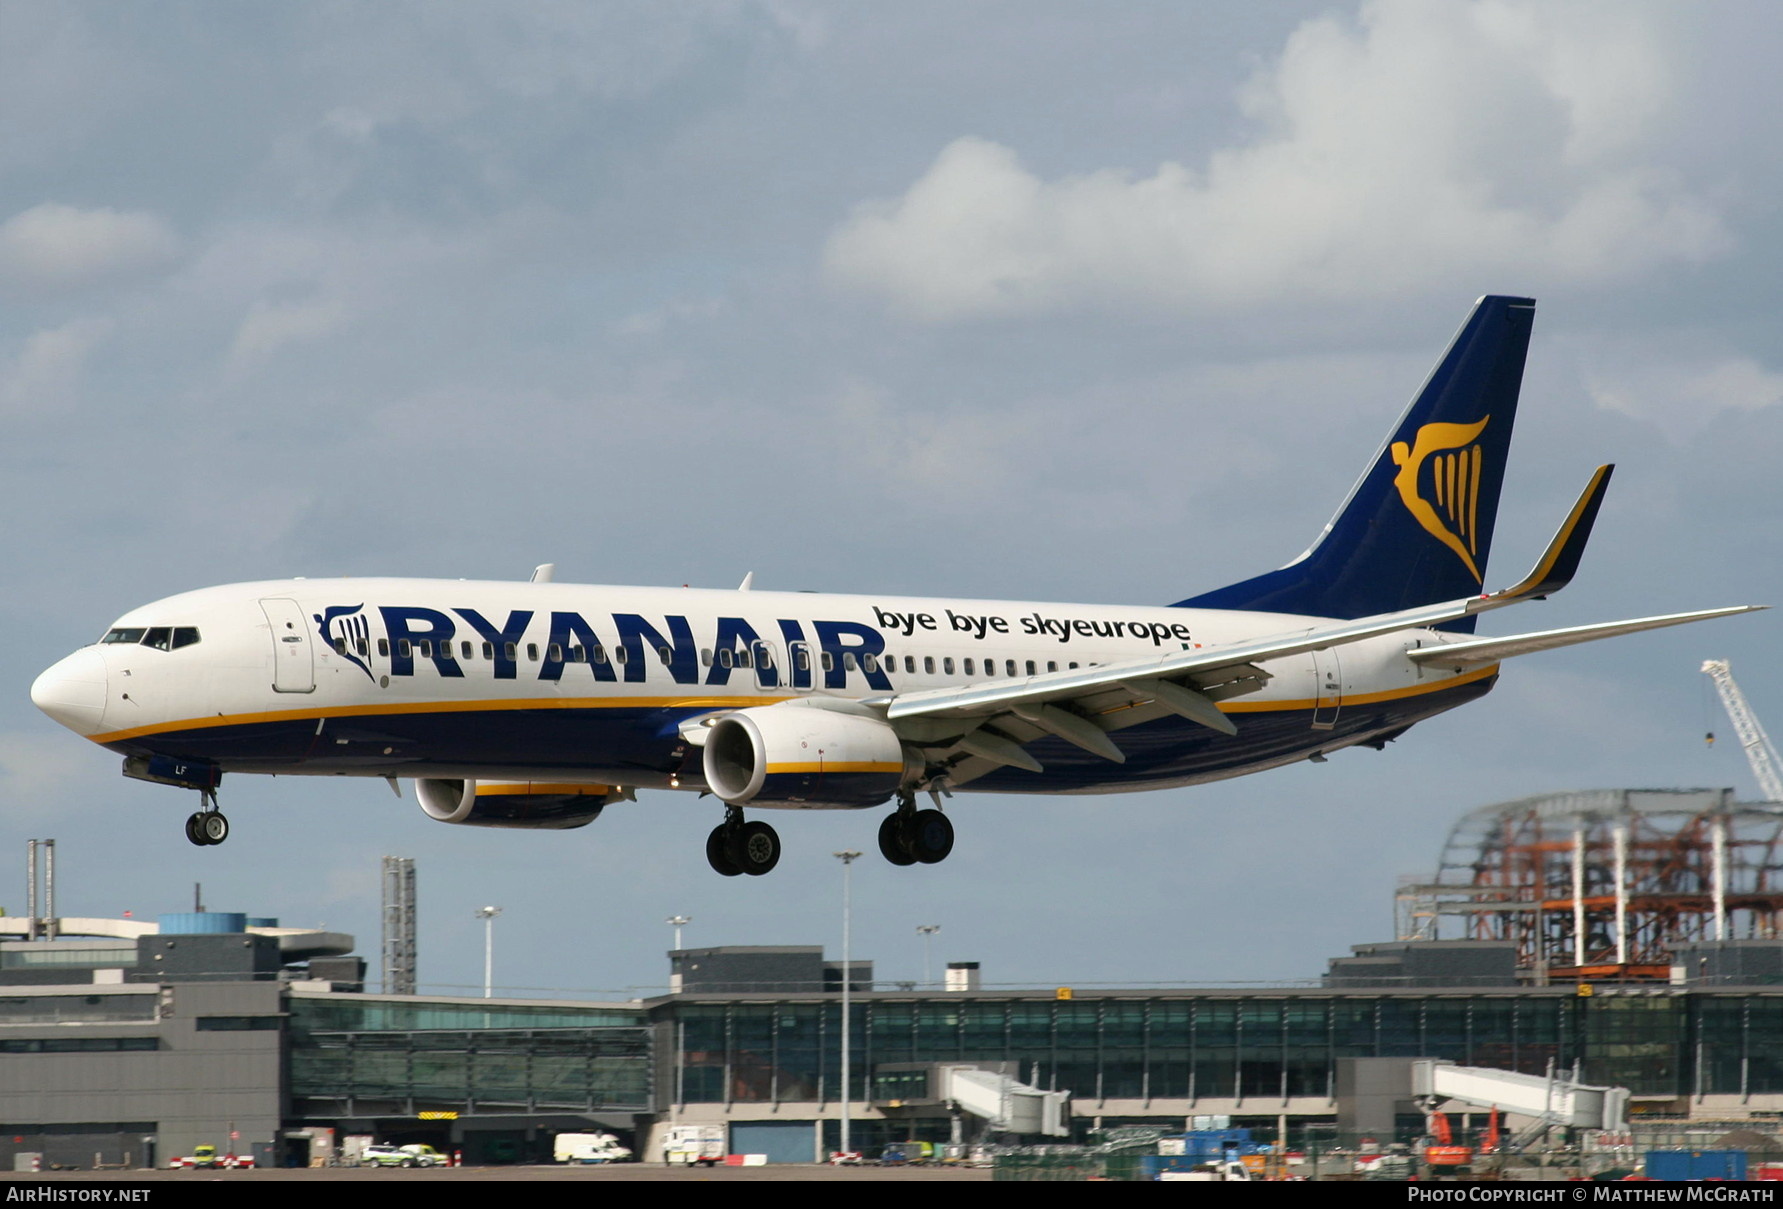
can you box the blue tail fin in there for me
[1178,295,1536,631]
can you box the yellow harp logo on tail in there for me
[1390,417,1490,583]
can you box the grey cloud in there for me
[825,2,1729,319]
[0,203,177,290]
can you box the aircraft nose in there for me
[31,648,108,735]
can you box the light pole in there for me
[917,924,941,987]
[475,905,502,998]
[834,850,861,1160]
[667,914,691,951]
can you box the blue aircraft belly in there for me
[102,674,1493,795]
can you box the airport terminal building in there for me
[3,915,1783,1167]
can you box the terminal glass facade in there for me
[288,997,652,1113]
[666,992,1783,1105]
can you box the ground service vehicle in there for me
[554,1132,631,1164]
[363,1143,447,1168]
[662,1125,725,1166]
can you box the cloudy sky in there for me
[3,1,1781,998]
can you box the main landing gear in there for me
[706,807,781,877]
[701,794,952,877]
[877,793,953,866]
[184,791,230,847]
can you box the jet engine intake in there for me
[702,706,918,808]
[414,778,615,829]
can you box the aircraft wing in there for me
[1407,606,1765,672]
[874,466,1755,773]
[882,466,1616,723]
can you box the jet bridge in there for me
[942,1065,1071,1136]
[1412,1060,1630,1133]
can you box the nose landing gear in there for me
[185,791,230,847]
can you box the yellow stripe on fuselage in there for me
[90,695,793,745]
[1218,663,1499,711]
[89,664,1500,747]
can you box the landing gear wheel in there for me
[904,808,953,864]
[878,813,916,866]
[728,820,781,876]
[185,812,207,847]
[706,825,742,877]
[199,812,230,845]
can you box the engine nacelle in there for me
[414,778,616,829]
[702,705,919,808]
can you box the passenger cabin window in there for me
[461,641,473,660]
[483,642,495,660]
[379,639,390,657]
[863,654,879,673]
[942,657,954,675]
[658,645,672,666]
[527,643,539,662]
[923,656,935,674]
[548,643,563,662]
[417,640,432,659]
[570,645,586,663]
[593,645,609,664]
[1026,660,1037,676]
[718,649,733,668]
[333,639,347,655]
[821,652,835,672]
[398,640,412,659]
[843,652,857,671]
[1047,661,1057,673]
[904,656,916,673]
[963,658,974,675]
[503,642,516,661]
[1005,660,1016,677]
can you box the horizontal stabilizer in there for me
[1408,606,1768,671]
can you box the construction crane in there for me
[1703,659,1783,802]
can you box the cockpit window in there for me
[99,626,201,650]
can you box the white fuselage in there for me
[31,576,1489,799]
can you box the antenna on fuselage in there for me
[530,564,555,583]
[738,572,754,591]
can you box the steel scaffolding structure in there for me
[1397,789,1783,982]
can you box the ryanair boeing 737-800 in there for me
[29,297,1763,875]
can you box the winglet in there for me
[1483,464,1613,606]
